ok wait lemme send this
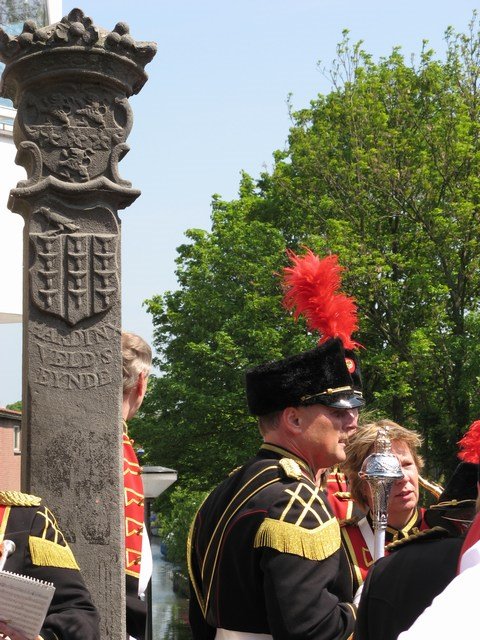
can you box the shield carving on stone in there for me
[30,231,119,326]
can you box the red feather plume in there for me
[282,249,361,350]
[458,420,480,464]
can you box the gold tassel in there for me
[29,536,79,570]
[254,517,340,561]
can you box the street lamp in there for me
[142,466,178,500]
[141,465,178,640]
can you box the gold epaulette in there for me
[339,515,360,527]
[254,516,340,561]
[279,458,303,480]
[0,491,42,507]
[386,526,449,552]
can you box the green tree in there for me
[262,22,480,474]
[6,400,22,411]
[134,178,311,490]
[132,178,317,561]
[155,486,208,570]
[132,15,480,562]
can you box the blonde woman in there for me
[341,419,427,593]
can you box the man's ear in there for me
[136,371,148,398]
[283,406,302,435]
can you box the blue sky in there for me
[0,0,477,405]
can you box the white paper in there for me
[0,569,55,640]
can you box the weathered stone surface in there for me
[0,9,156,639]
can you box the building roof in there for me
[0,407,21,421]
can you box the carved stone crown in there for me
[0,8,156,65]
[0,8,157,101]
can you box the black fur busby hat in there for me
[438,462,479,503]
[425,422,480,531]
[425,462,477,530]
[345,348,363,403]
[246,337,363,416]
[246,249,365,416]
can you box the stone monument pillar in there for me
[0,10,156,639]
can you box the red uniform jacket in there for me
[341,507,428,594]
[324,469,366,521]
[123,424,147,639]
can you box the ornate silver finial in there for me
[359,425,403,559]
[0,539,16,571]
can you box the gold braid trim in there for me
[430,498,475,510]
[254,516,340,561]
[386,525,448,551]
[0,491,42,507]
[29,536,79,570]
[186,490,212,613]
[345,602,357,619]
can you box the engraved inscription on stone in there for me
[30,208,119,325]
[32,322,118,391]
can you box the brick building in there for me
[0,407,21,490]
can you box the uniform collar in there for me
[259,443,315,481]
[366,507,423,543]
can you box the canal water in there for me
[151,538,191,640]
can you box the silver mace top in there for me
[359,426,403,560]
[0,539,16,571]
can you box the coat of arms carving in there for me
[30,207,119,326]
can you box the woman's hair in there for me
[122,331,152,393]
[343,419,424,510]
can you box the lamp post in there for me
[141,465,178,640]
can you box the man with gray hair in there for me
[122,331,152,415]
[121,331,152,640]
[188,250,363,640]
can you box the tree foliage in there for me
[133,183,307,489]
[131,15,480,560]
[6,401,22,411]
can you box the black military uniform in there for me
[188,337,364,640]
[355,527,462,640]
[355,458,480,640]
[0,491,100,640]
[189,444,356,640]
